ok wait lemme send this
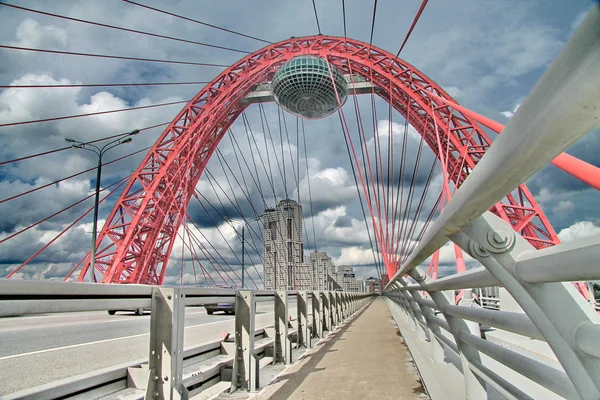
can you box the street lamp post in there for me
[66,129,139,283]
[225,215,262,289]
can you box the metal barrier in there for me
[0,281,372,399]
[383,7,600,400]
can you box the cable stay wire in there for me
[0,145,151,205]
[195,179,265,256]
[122,0,273,44]
[0,122,168,166]
[181,218,235,287]
[259,104,287,198]
[193,190,263,287]
[338,110,382,279]
[184,211,249,288]
[349,84,383,277]
[177,227,216,287]
[0,100,188,128]
[341,0,347,38]
[344,62,388,265]
[0,2,251,54]
[0,82,209,89]
[0,173,132,246]
[301,119,319,256]
[398,160,439,263]
[228,122,292,264]
[311,0,323,35]
[5,172,130,279]
[182,217,232,287]
[0,45,229,68]
[395,0,429,57]
[277,107,289,199]
[202,187,264,269]
[369,0,378,46]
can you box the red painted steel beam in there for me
[431,94,600,191]
[81,35,559,285]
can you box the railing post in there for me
[297,291,309,348]
[331,292,338,326]
[323,291,331,332]
[232,290,258,392]
[343,293,349,319]
[427,289,487,399]
[147,287,185,400]
[274,290,290,365]
[312,291,323,339]
[406,290,430,342]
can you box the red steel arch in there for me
[80,35,559,284]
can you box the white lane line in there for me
[0,318,234,361]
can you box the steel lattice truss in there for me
[80,35,559,284]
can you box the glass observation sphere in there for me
[271,55,348,120]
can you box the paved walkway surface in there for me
[257,297,426,400]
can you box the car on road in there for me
[107,308,149,316]
[204,303,234,315]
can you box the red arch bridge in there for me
[1,2,600,400]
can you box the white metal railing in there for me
[0,280,372,399]
[384,5,600,400]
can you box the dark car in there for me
[107,308,149,316]
[204,303,235,315]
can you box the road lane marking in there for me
[0,318,234,361]
[0,311,281,361]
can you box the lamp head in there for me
[120,137,133,144]
[128,129,140,136]
[65,138,76,143]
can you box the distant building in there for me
[380,273,390,292]
[363,276,380,294]
[334,265,363,292]
[263,199,304,290]
[308,250,331,290]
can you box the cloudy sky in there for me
[0,0,598,287]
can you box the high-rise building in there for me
[308,250,331,291]
[263,199,304,290]
[336,265,363,292]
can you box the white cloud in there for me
[558,221,600,243]
[333,246,379,266]
[10,19,68,49]
[553,200,575,215]
[501,103,521,119]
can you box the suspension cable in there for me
[301,119,319,255]
[369,0,378,46]
[0,100,188,128]
[0,145,151,204]
[311,0,323,34]
[1,82,208,89]
[0,3,250,54]
[0,173,132,245]
[0,122,167,166]
[181,220,231,286]
[193,190,262,287]
[0,45,229,67]
[395,0,429,57]
[5,174,130,279]
[122,0,272,44]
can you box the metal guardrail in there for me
[0,280,372,399]
[384,6,600,400]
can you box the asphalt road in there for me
[0,301,300,396]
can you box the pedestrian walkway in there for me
[257,297,427,400]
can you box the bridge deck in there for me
[257,297,426,399]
